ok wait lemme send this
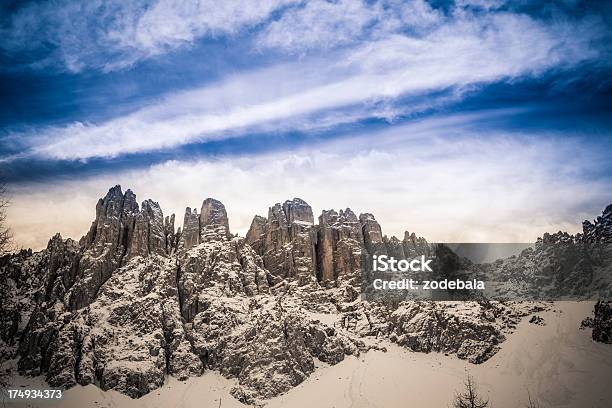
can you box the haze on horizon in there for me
[1,0,611,251]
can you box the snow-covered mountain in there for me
[1,186,611,405]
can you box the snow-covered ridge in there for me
[1,185,611,404]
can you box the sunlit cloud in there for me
[8,115,612,250]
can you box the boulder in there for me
[592,300,612,343]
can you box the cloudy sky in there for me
[1,0,611,250]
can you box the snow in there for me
[5,302,610,408]
[268,301,612,408]
[5,373,246,408]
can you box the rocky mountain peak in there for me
[402,231,430,257]
[359,212,385,255]
[340,208,358,221]
[68,186,183,309]
[403,231,416,241]
[319,209,338,226]
[383,235,405,259]
[126,199,167,259]
[245,215,267,255]
[282,198,314,225]
[178,207,199,251]
[199,198,231,241]
[47,232,64,248]
[3,186,611,406]
[122,188,138,215]
[175,198,233,250]
[245,199,317,285]
[82,185,137,251]
[164,214,177,254]
[319,208,359,227]
[582,204,612,242]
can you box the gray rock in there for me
[245,215,267,255]
[164,214,177,254]
[359,213,386,256]
[592,300,612,343]
[126,199,166,259]
[251,199,318,285]
[402,231,431,258]
[69,186,140,310]
[178,207,199,251]
[582,204,612,242]
[389,301,505,364]
[317,208,364,286]
[200,198,231,242]
[3,187,611,405]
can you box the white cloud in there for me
[2,0,605,75]
[14,9,599,161]
[1,0,296,72]
[8,115,612,251]
[258,0,443,53]
[1,0,443,71]
[258,0,378,52]
[107,0,298,70]
[455,0,506,10]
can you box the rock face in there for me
[388,301,506,364]
[164,214,177,254]
[246,201,428,290]
[69,186,138,310]
[188,296,365,404]
[247,199,317,286]
[402,231,430,257]
[480,211,612,300]
[592,300,612,343]
[317,209,364,286]
[46,256,202,397]
[474,205,612,301]
[1,185,611,405]
[177,198,231,251]
[65,187,179,310]
[178,207,199,251]
[359,213,386,256]
[245,215,266,255]
[177,238,269,322]
[126,199,167,259]
[199,198,231,242]
[582,204,612,242]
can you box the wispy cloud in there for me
[257,0,443,53]
[5,7,602,161]
[1,0,296,72]
[1,0,443,72]
[8,114,612,250]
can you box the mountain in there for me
[1,186,610,405]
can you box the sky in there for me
[1,0,612,251]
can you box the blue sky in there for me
[1,0,612,249]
